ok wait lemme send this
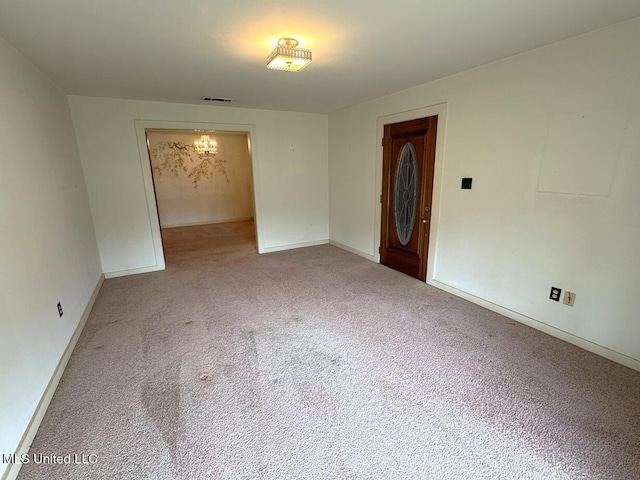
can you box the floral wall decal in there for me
[150,141,228,187]
[147,130,254,228]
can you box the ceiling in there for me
[1,1,639,114]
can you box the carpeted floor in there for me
[18,221,640,479]
[160,220,257,264]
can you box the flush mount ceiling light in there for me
[194,134,217,155]
[266,38,312,72]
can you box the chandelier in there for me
[193,134,217,155]
[266,38,312,72]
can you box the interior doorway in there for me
[145,128,257,264]
[380,116,438,280]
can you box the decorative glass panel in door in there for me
[393,142,418,246]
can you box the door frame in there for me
[375,103,447,283]
[134,120,263,272]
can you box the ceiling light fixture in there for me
[194,134,217,155]
[266,38,312,72]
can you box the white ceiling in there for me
[1,1,639,114]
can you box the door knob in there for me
[422,219,427,224]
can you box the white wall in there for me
[69,97,329,274]
[147,130,254,228]
[0,37,102,471]
[329,18,640,365]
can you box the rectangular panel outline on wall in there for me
[133,120,263,274]
[535,107,628,197]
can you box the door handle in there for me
[422,219,427,224]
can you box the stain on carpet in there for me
[141,375,182,460]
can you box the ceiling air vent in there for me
[201,96,233,103]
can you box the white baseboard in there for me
[329,240,377,262]
[2,275,105,480]
[104,264,164,279]
[161,217,254,229]
[429,278,640,373]
[259,239,329,254]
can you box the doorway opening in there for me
[145,128,257,265]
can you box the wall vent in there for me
[201,96,233,103]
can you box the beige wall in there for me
[328,17,640,367]
[68,97,329,275]
[147,130,254,227]
[0,36,102,471]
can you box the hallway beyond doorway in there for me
[161,220,256,264]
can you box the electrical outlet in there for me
[57,302,63,317]
[549,287,561,302]
[563,291,576,306]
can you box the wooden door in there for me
[380,115,437,280]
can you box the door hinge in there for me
[380,194,382,203]
[381,137,384,147]
[378,246,381,253]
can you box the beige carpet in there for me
[161,220,257,264]
[17,222,640,479]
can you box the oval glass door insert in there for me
[394,142,418,246]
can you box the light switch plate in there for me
[563,291,576,306]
